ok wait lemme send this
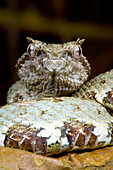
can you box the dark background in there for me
[0,0,113,106]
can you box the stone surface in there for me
[1,146,113,170]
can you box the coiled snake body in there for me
[0,38,113,155]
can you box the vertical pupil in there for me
[74,46,82,58]
[28,47,32,55]
[78,47,81,55]
[27,44,35,57]
[27,44,34,54]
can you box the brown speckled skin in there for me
[7,38,91,103]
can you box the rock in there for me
[1,146,113,169]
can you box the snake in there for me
[0,37,113,156]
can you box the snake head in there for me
[16,38,91,97]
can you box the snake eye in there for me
[27,44,36,58]
[27,44,45,58]
[74,45,82,59]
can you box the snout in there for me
[43,59,66,72]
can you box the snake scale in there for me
[0,37,113,156]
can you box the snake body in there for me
[0,38,113,155]
[0,97,113,156]
[74,69,113,110]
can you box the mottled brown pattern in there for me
[83,126,90,135]
[5,134,21,149]
[87,133,97,147]
[35,137,47,154]
[66,122,96,148]
[4,125,48,154]
[76,133,85,147]
[13,93,24,102]
[20,138,33,151]
[103,89,113,105]
[83,91,96,100]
